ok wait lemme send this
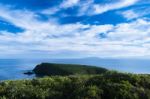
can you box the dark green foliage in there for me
[33,63,108,76]
[1,72,150,99]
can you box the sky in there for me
[0,0,150,59]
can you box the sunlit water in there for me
[0,58,150,80]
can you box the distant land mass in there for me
[33,63,108,76]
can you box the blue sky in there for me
[0,0,150,58]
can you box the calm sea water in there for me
[0,58,150,80]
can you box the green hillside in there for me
[1,72,150,99]
[33,63,108,76]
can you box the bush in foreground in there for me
[0,72,150,99]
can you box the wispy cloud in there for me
[120,7,150,20]
[60,0,80,8]
[42,0,80,15]
[42,0,139,16]
[83,0,139,15]
[0,0,150,58]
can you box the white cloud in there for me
[42,0,139,16]
[90,0,139,15]
[107,19,150,41]
[120,10,139,20]
[42,0,80,15]
[60,0,80,8]
[120,7,150,20]
[77,0,94,16]
[1,4,150,58]
[41,7,60,15]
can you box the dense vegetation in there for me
[33,63,108,76]
[1,63,150,99]
[1,72,150,99]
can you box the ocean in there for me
[0,58,150,80]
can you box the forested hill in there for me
[33,63,108,76]
[1,72,150,99]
